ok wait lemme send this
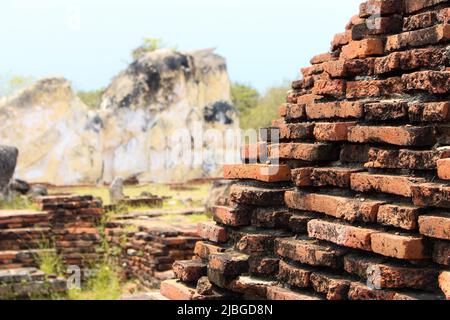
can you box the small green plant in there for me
[132,38,169,60]
[0,195,39,210]
[35,238,64,277]
[77,89,105,109]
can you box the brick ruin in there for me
[160,0,450,300]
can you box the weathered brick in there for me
[346,77,405,98]
[344,253,385,278]
[308,219,377,251]
[386,24,450,52]
[313,122,357,142]
[340,144,371,163]
[213,206,250,227]
[350,172,426,197]
[274,237,347,269]
[331,31,352,50]
[348,125,436,146]
[251,208,292,229]
[311,167,362,188]
[364,101,408,121]
[285,103,306,121]
[411,183,450,208]
[341,39,384,59]
[348,282,396,300]
[360,0,404,18]
[366,147,450,170]
[194,241,226,259]
[223,164,291,183]
[160,280,196,300]
[439,271,450,300]
[433,240,450,266]
[266,286,321,300]
[310,53,332,65]
[403,8,450,31]
[291,167,313,187]
[227,276,276,300]
[310,272,351,300]
[305,101,364,120]
[352,16,403,40]
[173,260,207,283]
[285,190,384,223]
[275,122,315,140]
[230,229,286,254]
[312,79,346,97]
[403,71,450,94]
[208,252,249,276]
[438,158,450,180]
[269,143,339,162]
[277,260,312,288]
[404,0,448,14]
[248,255,279,277]
[197,222,228,243]
[409,102,450,123]
[371,232,429,260]
[323,59,375,78]
[229,185,287,207]
[301,64,324,77]
[374,48,447,75]
[419,213,450,240]
[377,204,422,230]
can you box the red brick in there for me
[266,286,321,300]
[352,16,403,40]
[197,222,228,243]
[223,164,291,183]
[213,206,250,227]
[348,282,396,300]
[386,24,450,52]
[438,159,450,180]
[375,48,446,75]
[311,167,362,188]
[194,241,226,259]
[248,255,280,277]
[284,103,306,121]
[288,212,316,234]
[439,271,450,300]
[310,53,332,65]
[364,101,408,121]
[208,252,248,275]
[172,260,207,283]
[241,142,267,161]
[403,71,450,95]
[404,0,448,14]
[350,172,425,197]
[312,79,346,97]
[160,280,196,300]
[308,219,377,251]
[348,125,436,146]
[403,8,450,31]
[229,185,287,207]
[343,253,385,278]
[433,240,450,266]
[409,102,450,123]
[285,190,384,223]
[310,272,351,300]
[411,183,450,208]
[301,64,323,77]
[291,167,313,187]
[305,101,364,120]
[377,204,421,230]
[251,208,292,229]
[269,143,339,162]
[366,147,450,170]
[275,122,315,140]
[370,232,428,260]
[419,213,450,240]
[359,0,404,18]
[331,31,352,50]
[341,39,384,59]
[346,77,405,98]
[274,237,347,269]
[230,229,283,254]
[227,276,275,300]
[277,260,312,288]
[313,122,357,142]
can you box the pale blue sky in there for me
[0,0,362,93]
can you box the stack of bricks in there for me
[161,0,450,300]
[106,219,201,289]
[35,195,103,269]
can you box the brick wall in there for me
[161,0,450,300]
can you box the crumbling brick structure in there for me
[161,0,450,300]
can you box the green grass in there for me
[0,195,39,211]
